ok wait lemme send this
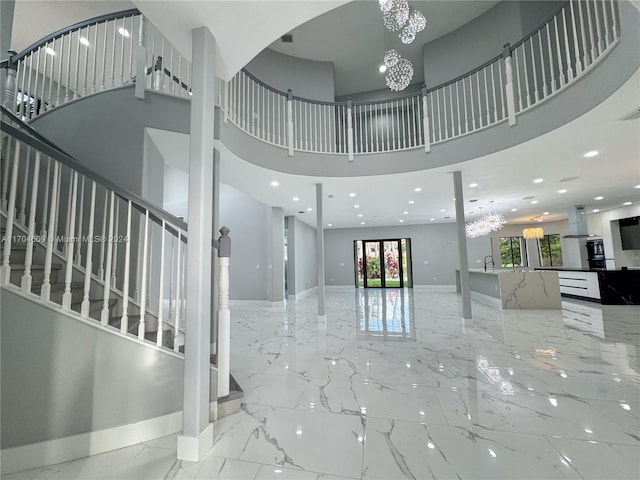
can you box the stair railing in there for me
[5,8,191,121]
[1,105,190,352]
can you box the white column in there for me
[526,238,542,268]
[216,227,231,398]
[503,44,517,127]
[267,207,285,306]
[316,183,326,319]
[177,26,215,463]
[453,171,472,320]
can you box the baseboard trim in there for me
[287,286,318,301]
[412,285,457,292]
[0,411,183,475]
[470,291,502,309]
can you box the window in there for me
[539,234,563,267]
[500,236,525,267]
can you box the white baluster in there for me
[538,31,548,98]
[19,56,29,118]
[41,42,49,107]
[546,24,557,93]
[562,9,574,81]
[554,16,566,87]
[585,1,597,62]
[347,100,354,162]
[62,172,78,310]
[120,200,132,333]
[65,31,72,102]
[503,45,517,127]
[156,220,166,347]
[514,48,523,111]
[47,38,56,108]
[97,190,108,279]
[120,17,126,86]
[53,164,62,252]
[173,230,182,352]
[435,89,442,141]
[100,191,115,325]
[601,0,610,47]
[56,37,64,104]
[74,30,81,99]
[476,72,483,125]
[167,236,174,329]
[138,210,150,339]
[529,40,539,103]
[91,23,98,93]
[576,0,589,67]
[82,26,90,95]
[41,162,60,300]
[20,151,40,292]
[135,15,146,99]
[455,82,462,135]
[569,0,583,75]
[521,45,531,108]
[462,76,469,132]
[110,19,117,87]
[18,146,30,224]
[609,0,618,41]
[40,156,51,236]
[32,48,41,117]
[1,136,11,210]
[80,181,96,318]
[101,22,108,90]
[111,200,120,285]
[483,69,490,124]
[489,65,498,121]
[75,176,85,264]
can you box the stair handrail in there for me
[13,8,141,62]
[1,105,187,233]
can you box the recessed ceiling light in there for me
[592,209,600,213]
[594,196,603,200]
[349,193,356,197]
[430,218,435,221]
[306,207,312,211]
[531,200,539,204]
[558,189,567,194]
[357,214,363,218]
[635,184,640,189]
[361,221,366,225]
[79,37,90,47]
[469,183,478,188]
[403,211,409,215]
[543,211,550,215]
[414,187,422,192]
[354,204,360,208]
[583,150,599,158]
[118,27,130,37]
[327,223,332,227]
[399,219,404,223]
[511,208,518,212]
[378,64,387,73]
[270,180,279,187]
[292,196,299,201]
[440,209,446,212]
[623,201,632,206]
[533,178,544,184]
[408,200,415,204]
[537,219,543,222]
[45,47,56,56]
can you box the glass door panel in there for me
[364,241,381,287]
[401,238,412,287]
[355,241,364,287]
[383,240,401,287]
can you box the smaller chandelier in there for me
[381,0,410,32]
[523,227,544,239]
[399,9,426,44]
[465,211,507,238]
[383,49,401,68]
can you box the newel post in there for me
[3,50,17,111]
[286,89,294,157]
[422,85,431,153]
[217,226,231,398]
[135,16,147,99]
[502,43,517,127]
[347,98,354,162]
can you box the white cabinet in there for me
[558,271,601,300]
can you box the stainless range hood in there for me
[563,205,601,238]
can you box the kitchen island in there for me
[536,267,640,305]
[456,269,562,310]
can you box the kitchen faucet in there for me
[484,255,495,271]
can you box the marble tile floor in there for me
[5,289,639,480]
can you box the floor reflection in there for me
[356,288,416,341]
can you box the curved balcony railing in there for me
[3,0,621,157]
[221,0,620,158]
[5,9,192,121]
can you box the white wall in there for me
[587,204,640,269]
[286,216,318,295]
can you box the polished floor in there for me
[6,288,640,479]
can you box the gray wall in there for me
[31,87,190,197]
[422,1,524,88]
[246,48,335,102]
[0,288,183,449]
[286,216,318,295]
[219,185,270,300]
[325,223,492,286]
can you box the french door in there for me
[354,239,412,288]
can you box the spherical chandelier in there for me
[465,212,507,238]
[385,56,414,92]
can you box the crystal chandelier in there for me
[399,9,427,44]
[384,52,414,92]
[465,212,507,238]
[380,0,410,32]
